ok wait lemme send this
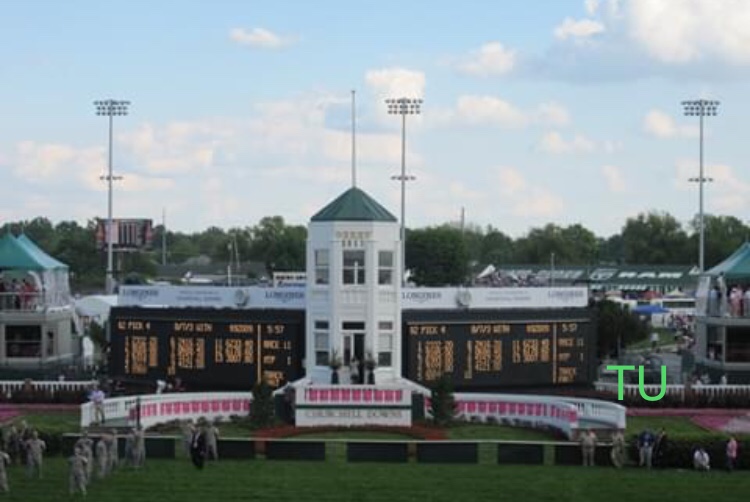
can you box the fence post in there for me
[136,397,142,430]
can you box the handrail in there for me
[0,380,97,397]
[81,389,625,438]
[80,392,253,429]
[595,381,750,401]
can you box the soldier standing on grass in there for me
[75,430,94,483]
[610,429,626,468]
[0,449,10,493]
[95,436,108,479]
[205,421,219,461]
[580,429,597,467]
[133,427,146,468]
[4,426,20,465]
[106,429,119,473]
[25,430,45,479]
[68,446,88,496]
[124,429,135,467]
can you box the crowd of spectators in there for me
[0,276,40,310]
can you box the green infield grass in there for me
[3,457,746,502]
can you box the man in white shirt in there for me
[693,448,710,471]
[89,386,106,425]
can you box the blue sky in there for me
[1,0,749,238]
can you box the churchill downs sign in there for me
[294,385,413,427]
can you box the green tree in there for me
[249,216,306,274]
[595,300,649,358]
[620,212,690,264]
[429,375,456,426]
[689,215,750,269]
[407,226,468,286]
[249,380,275,428]
[479,227,514,266]
[513,223,598,264]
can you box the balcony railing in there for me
[0,292,69,312]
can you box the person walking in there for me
[25,431,45,479]
[68,446,88,497]
[89,385,106,425]
[580,429,597,467]
[726,436,738,472]
[610,429,626,468]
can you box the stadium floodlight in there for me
[95,99,130,294]
[682,99,720,272]
[386,98,422,286]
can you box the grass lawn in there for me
[446,423,555,441]
[5,412,80,434]
[4,458,746,502]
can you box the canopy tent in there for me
[0,233,71,308]
[705,242,750,281]
[632,304,669,315]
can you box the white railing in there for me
[452,393,578,439]
[595,381,750,401]
[80,392,253,429]
[0,380,97,397]
[558,396,627,430]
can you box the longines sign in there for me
[119,286,587,310]
[118,286,306,309]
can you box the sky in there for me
[1,0,750,239]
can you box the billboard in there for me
[109,307,305,390]
[403,309,594,389]
[96,218,154,251]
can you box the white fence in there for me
[81,388,626,438]
[595,381,750,401]
[0,380,96,398]
[80,392,252,429]
[451,393,626,439]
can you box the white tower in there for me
[305,187,402,385]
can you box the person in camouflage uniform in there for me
[75,430,94,483]
[106,429,119,473]
[95,436,109,479]
[0,449,10,493]
[68,446,88,496]
[25,430,45,479]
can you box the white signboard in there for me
[294,385,412,427]
[401,287,588,310]
[119,286,586,310]
[118,286,305,310]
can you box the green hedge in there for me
[627,435,750,469]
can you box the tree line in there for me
[2,211,748,290]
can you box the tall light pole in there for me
[386,97,421,286]
[95,99,130,294]
[682,99,719,272]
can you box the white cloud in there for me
[554,17,605,40]
[534,102,571,127]
[495,167,565,218]
[537,132,596,154]
[627,0,750,64]
[229,27,296,49]
[454,96,528,128]
[643,110,697,138]
[602,165,626,192]
[119,121,233,175]
[454,42,516,77]
[515,187,566,218]
[585,0,600,16]
[365,68,426,99]
[674,160,750,212]
[498,167,527,196]
[443,96,571,129]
